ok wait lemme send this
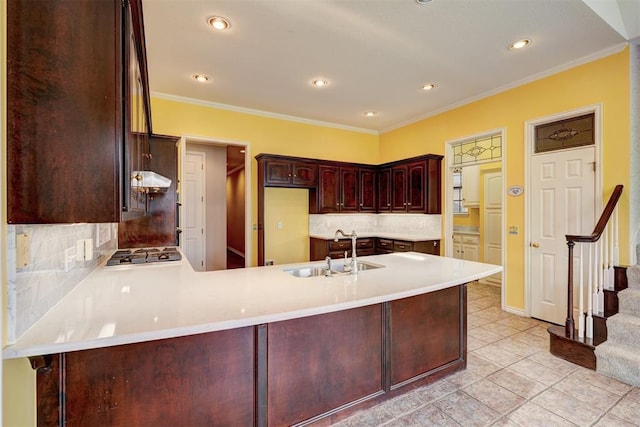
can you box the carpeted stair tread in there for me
[626,265,640,289]
[605,313,640,345]
[595,341,640,387]
[618,288,640,317]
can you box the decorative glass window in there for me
[452,168,467,214]
[452,133,502,166]
[534,113,594,153]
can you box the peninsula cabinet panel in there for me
[7,0,151,223]
[390,286,465,387]
[267,305,383,426]
[35,328,255,427]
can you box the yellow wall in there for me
[380,49,630,311]
[264,188,310,265]
[3,359,34,427]
[151,97,380,266]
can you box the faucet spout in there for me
[333,229,358,274]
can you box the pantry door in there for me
[184,151,206,271]
[529,146,595,324]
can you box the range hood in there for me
[131,171,172,193]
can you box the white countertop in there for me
[309,232,441,241]
[3,252,502,359]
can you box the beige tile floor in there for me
[333,281,640,426]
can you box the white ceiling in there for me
[142,0,632,133]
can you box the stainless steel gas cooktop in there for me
[106,247,181,266]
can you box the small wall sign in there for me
[507,185,524,197]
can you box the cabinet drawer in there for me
[330,239,351,251]
[356,238,374,249]
[462,235,479,245]
[329,250,351,259]
[376,238,393,251]
[393,240,413,252]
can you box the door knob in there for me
[530,242,540,248]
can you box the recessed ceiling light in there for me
[192,74,210,83]
[416,0,432,4]
[364,111,378,117]
[311,79,328,88]
[508,38,531,51]
[421,83,436,91]
[207,16,231,31]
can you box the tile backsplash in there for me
[309,213,442,238]
[6,223,117,344]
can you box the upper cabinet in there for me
[358,167,377,212]
[259,156,318,188]
[6,0,152,224]
[461,165,480,208]
[383,155,442,214]
[316,165,359,213]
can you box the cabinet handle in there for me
[433,241,438,246]
[387,203,390,206]
[398,244,406,249]
[407,203,411,206]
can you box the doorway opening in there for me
[445,129,506,309]
[179,135,251,271]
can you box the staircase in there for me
[548,185,632,375]
[595,265,640,386]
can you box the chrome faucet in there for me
[325,256,332,277]
[334,229,358,274]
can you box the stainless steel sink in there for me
[284,266,330,278]
[283,261,384,277]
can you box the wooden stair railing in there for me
[564,184,623,339]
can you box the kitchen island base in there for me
[31,285,467,426]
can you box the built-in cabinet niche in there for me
[6,0,152,223]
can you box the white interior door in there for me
[530,146,595,324]
[483,171,502,286]
[184,151,206,271]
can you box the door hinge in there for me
[201,228,204,234]
[589,161,596,172]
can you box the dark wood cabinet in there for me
[317,165,359,213]
[391,160,427,212]
[6,0,152,223]
[376,238,440,256]
[377,167,392,212]
[312,237,438,260]
[118,135,179,248]
[359,167,377,212]
[379,155,442,214]
[262,157,317,187]
[34,286,467,426]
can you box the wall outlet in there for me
[265,259,275,266]
[16,233,30,268]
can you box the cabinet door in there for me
[406,161,426,212]
[264,159,293,186]
[391,166,408,212]
[376,168,392,212]
[292,161,318,187]
[7,0,122,223]
[461,165,480,208]
[340,167,359,212]
[318,165,341,213]
[358,168,376,212]
[426,157,442,214]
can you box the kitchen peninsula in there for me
[5,252,501,426]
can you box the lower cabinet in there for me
[311,237,439,261]
[33,287,467,426]
[453,233,479,261]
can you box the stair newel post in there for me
[566,239,575,338]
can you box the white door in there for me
[184,151,206,271]
[483,171,502,286]
[530,146,595,324]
